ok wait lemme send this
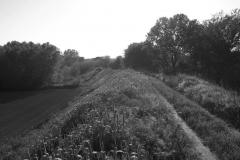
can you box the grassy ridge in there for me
[150,76,240,160]
[50,69,201,160]
[1,69,202,159]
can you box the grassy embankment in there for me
[158,73,240,130]
[150,75,240,160]
[1,69,204,160]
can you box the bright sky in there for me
[0,0,239,58]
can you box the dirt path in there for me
[162,97,218,160]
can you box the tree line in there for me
[124,9,240,89]
[0,41,122,90]
[1,9,239,90]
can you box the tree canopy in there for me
[124,42,160,72]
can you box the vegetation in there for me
[52,54,113,86]
[124,42,159,72]
[150,76,240,160]
[122,9,240,159]
[155,73,240,130]
[0,41,60,90]
[147,14,194,73]
[1,69,205,160]
[109,56,124,69]
[1,7,240,160]
[0,41,116,90]
[124,9,240,89]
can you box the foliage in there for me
[159,73,240,130]
[146,14,198,73]
[63,49,83,66]
[109,56,124,69]
[124,42,160,72]
[125,9,240,89]
[51,54,110,85]
[190,10,240,88]
[0,41,60,90]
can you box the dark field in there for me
[0,88,80,140]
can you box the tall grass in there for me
[159,73,240,130]
[151,77,240,160]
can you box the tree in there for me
[124,42,159,72]
[147,14,193,72]
[186,9,240,88]
[63,49,83,66]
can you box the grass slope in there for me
[150,76,240,160]
[1,69,211,160]
[160,73,240,130]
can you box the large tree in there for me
[147,14,197,72]
[62,49,83,66]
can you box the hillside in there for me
[1,69,240,160]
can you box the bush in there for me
[124,42,160,72]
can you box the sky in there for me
[0,0,239,58]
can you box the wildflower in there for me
[92,151,98,157]
[100,150,106,159]
[105,155,111,160]
[57,147,63,152]
[76,154,83,160]
[83,140,91,146]
[117,150,124,159]
[84,147,90,155]
[131,152,137,156]
[130,155,138,160]
[55,153,60,158]
[33,154,38,160]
